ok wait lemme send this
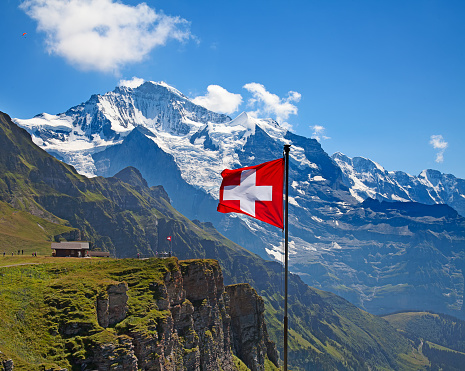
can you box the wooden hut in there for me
[51,242,89,257]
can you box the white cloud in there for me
[310,124,330,141]
[243,83,301,129]
[20,0,193,73]
[192,85,242,115]
[119,77,145,89]
[429,134,448,163]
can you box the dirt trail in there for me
[1,263,40,268]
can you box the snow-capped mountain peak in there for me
[229,111,255,130]
[14,81,340,203]
[14,81,234,176]
[154,81,188,98]
[333,152,465,215]
[200,112,285,146]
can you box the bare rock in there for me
[164,269,185,306]
[78,334,138,371]
[180,260,235,370]
[86,260,277,370]
[181,260,224,304]
[226,283,279,370]
[97,282,128,328]
[0,353,14,371]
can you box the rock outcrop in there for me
[97,282,129,328]
[0,352,14,371]
[227,284,279,371]
[75,259,278,370]
[81,335,138,371]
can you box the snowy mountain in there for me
[332,152,465,217]
[16,81,350,223]
[16,81,230,178]
[14,81,465,320]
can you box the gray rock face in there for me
[88,260,277,371]
[97,282,129,328]
[0,353,14,371]
[226,284,279,371]
[83,336,139,371]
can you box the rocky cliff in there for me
[0,258,278,371]
[226,284,279,370]
[84,259,278,371]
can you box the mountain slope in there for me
[0,200,78,256]
[383,311,465,370]
[383,311,465,354]
[0,110,427,370]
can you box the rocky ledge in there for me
[45,259,278,371]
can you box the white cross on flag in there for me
[217,158,284,229]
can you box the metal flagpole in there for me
[283,144,290,371]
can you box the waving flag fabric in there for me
[217,158,284,229]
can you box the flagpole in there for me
[283,144,290,371]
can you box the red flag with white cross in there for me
[217,158,284,229]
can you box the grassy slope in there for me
[0,201,76,256]
[0,112,84,224]
[0,256,177,370]
[0,112,171,258]
[383,311,465,354]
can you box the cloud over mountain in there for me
[310,124,330,141]
[192,85,242,115]
[430,134,448,163]
[119,77,145,89]
[243,83,300,129]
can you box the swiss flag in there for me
[167,236,172,241]
[217,158,284,229]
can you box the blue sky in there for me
[1,0,464,178]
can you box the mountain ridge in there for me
[332,152,465,216]
[12,82,465,322]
